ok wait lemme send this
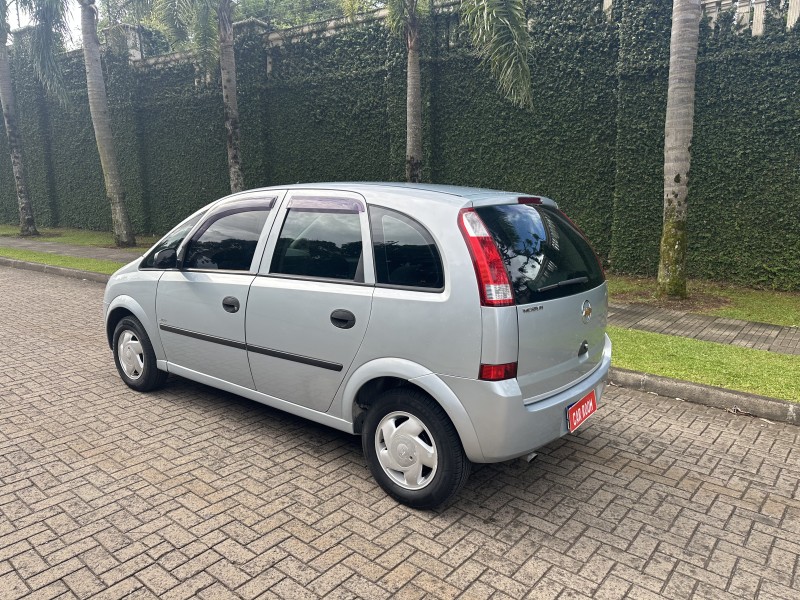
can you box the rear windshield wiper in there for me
[533,276,589,294]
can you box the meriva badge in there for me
[581,300,592,323]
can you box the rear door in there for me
[475,203,607,402]
[245,192,374,412]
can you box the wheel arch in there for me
[341,358,485,462]
[105,296,164,359]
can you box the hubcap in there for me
[118,330,144,380]
[375,411,438,490]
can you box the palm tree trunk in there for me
[405,21,423,183]
[657,0,701,298]
[0,29,38,236]
[79,0,136,247]
[218,0,244,193]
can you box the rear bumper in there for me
[440,334,612,462]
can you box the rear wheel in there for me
[362,388,470,509]
[113,316,167,392]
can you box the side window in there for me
[370,207,444,289]
[141,211,205,269]
[270,197,364,282]
[184,209,270,271]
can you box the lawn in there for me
[607,274,800,327]
[0,224,158,250]
[609,326,800,402]
[0,247,125,275]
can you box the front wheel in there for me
[362,388,471,509]
[112,316,167,392]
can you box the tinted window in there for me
[141,212,205,269]
[475,204,604,304]
[184,210,269,271]
[370,207,443,289]
[271,205,363,281]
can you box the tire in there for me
[112,316,168,392]
[362,388,471,509]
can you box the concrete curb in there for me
[610,367,799,426]
[0,257,110,284]
[2,256,798,425]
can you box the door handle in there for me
[222,296,240,313]
[330,309,356,329]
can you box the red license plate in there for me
[567,390,597,432]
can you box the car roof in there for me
[232,182,548,207]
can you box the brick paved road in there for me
[1,266,799,600]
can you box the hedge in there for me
[0,0,797,289]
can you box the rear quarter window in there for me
[370,207,444,290]
[475,204,604,304]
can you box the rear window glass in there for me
[475,204,604,304]
[270,205,363,282]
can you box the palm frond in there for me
[19,0,70,104]
[124,0,158,23]
[340,0,361,21]
[386,0,421,37]
[460,0,532,108]
[193,0,218,71]
[154,0,192,46]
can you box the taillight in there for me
[479,362,518,381]
[458,208,514,306]
[517,196,542,205]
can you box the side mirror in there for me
[153,247,177,269]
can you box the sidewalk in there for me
[609,303,800,355]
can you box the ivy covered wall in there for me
[611,0,670,276]
[689,12,800,290]
[610,1,800,285]
[0,0,798,289]
[429,3,619,259]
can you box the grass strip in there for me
[609,325,800,402]
[708,288,800,327]
[607,275,800,327]
[0,225,158,250]
[0,247,125,275]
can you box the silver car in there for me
[104,183,611,508]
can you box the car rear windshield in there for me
[475,204,604,304]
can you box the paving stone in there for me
[772,327,800,355]
[1,266,799,599]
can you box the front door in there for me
[156,195,279,388]
[246,192,375,412]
